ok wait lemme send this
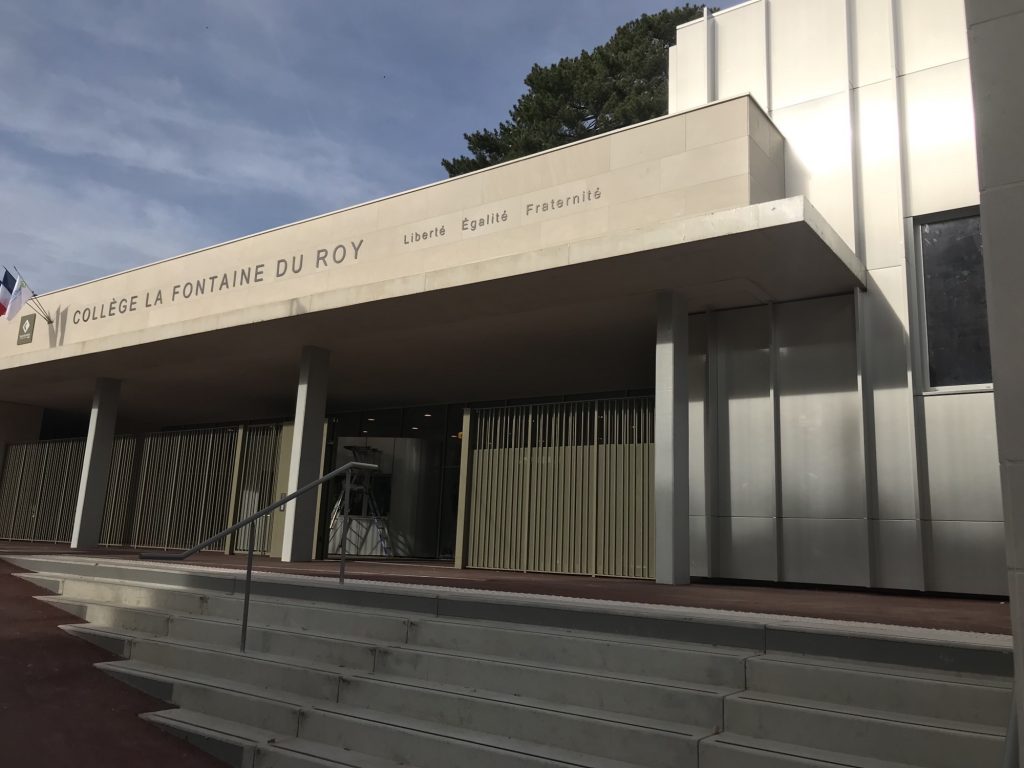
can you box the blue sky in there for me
[0,2,731,293]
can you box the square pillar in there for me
[655,292,690,584]
[71,378,120,549]
[281,346,329,562]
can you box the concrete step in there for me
[700,733,921,767]
[406,614,750,687]
[5,555,768,650]
[103,657,708,768]
[30,571,749,687]
[374,641,727,724]
[141,708,410,768]
[724,691,1005,768]
[89,616,720,763]
[50,595,732,727]
[747,652,1012,727]
[65,624,350,700]
[335,673,707,766]
[111,660,664,768]
[24,571,413,643]
[11,556,1012,676]
[140,708,264,768]
[11,556,1014,768]
[257,739,416,768]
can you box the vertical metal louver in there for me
[0,438,86,543]
[467,397,654,578]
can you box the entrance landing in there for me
[0,541,1010,636]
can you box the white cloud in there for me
[0,151,219,294]
[0,65,375,207]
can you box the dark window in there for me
[920,214,992,387]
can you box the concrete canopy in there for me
[0,196,860,429]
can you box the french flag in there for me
[0,269,14,318]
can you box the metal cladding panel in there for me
[689,314,708,520]
[896,0,969,76]
[671,21,709,113]
[901,60,980,217]
[776,295,867,521]
[855,80,906,271]
[714,2,768,107]
[768,0,849,110]
[689,515,708,577]
[781,517,870,586]
[716,305,774,519]
[863,268,918,521]
[716,515,778,581]
[772,92,856,250]
[922,392,1002,522]
[0,438,84,543]
[850,0,895,87]
[870,519,925,591]
[925,521,1007,595]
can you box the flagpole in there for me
[10,266,54,325]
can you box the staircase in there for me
[5,555,1014,768]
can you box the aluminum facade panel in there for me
[768,0,849,110]
[689,514,708,577]
[923,392,1003,522]
[863,268,919,520]
[850,0,895,87]
[716,305,774,518]
[896,0,969,76]
[782,517,870,586]
[714,2,768,107]
[925,520,1007,595]
[672,21,709,112]
[855,80,906,270]
[870,519,925,590]
[777,296,867,520]
[901,60,980,217]
[716,515,778,581]
[772,92,856,249]
[689,315,708,519]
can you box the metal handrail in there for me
[140,460,378,652]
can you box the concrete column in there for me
[281,346,329,563]
[966,0,1024,754]
[71,378,120,549]
[655,292,689,585]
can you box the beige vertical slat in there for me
[0,438,84,544]
[454,410,473,568]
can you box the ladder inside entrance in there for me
[327,468,391,557]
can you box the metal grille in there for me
[0,438,86,543]
[467,397,654,578]
[114,427,239,551]
[230,424,282,555]
[100,435,143,546]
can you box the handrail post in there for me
[240,525,256,653]
[134,460,377,653]
[339,468,352,583]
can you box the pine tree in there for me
[442,6,707,177]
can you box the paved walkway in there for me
[0,558,225,768]
[1,541,1010,634]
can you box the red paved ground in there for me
[2,541,1011,634]
[0,558,226,768]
